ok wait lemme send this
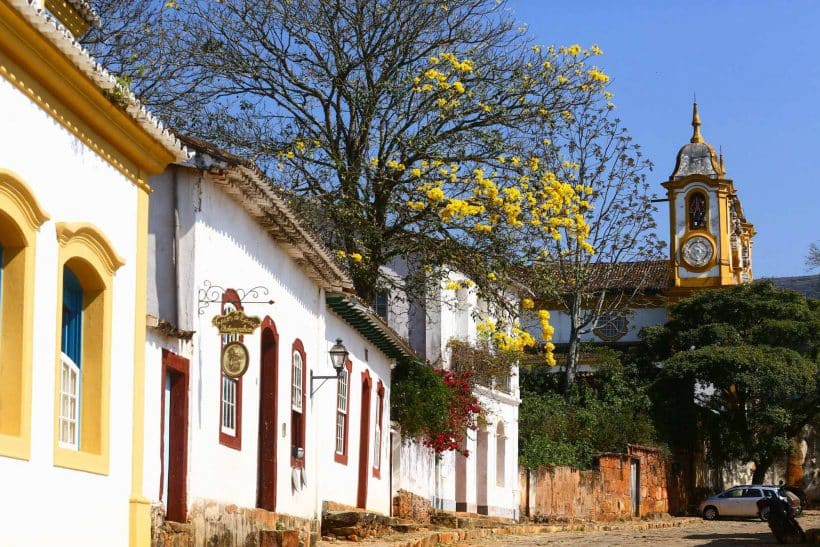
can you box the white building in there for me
[387,268,522,520]
[0,1,186,545]
[144,137,414,545]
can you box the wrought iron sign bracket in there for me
[310,369,342,398]
[197,280,275,315]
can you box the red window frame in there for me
[219,289,242,450]
[334,359,354,465]
[373,380,385,478]
[290,339,307,468]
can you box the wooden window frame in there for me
[372,380,385,478]
[219,290,243,450]
[334,359,353,465]
[290,339,307,468]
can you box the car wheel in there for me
[702,506,718,520]
[760,506,770,521]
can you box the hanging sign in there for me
[221,341,250,378]
[212,309,261,335]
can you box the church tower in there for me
[662,103,755,292]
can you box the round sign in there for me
[221,341,250,378]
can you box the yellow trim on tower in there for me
[129,188,151,547]
[53,222,123,475]
[0,170,49,461]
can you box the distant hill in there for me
[765,274,820,299]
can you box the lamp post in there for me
[310,338,348,397]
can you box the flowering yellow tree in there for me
[516,89,666,387]
[86,0,607,312]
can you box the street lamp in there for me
[310,338,348,397]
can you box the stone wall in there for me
[151,501,320,547]
[519,445,670,522]
[392,489,433,523]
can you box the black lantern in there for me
[310,338,349,397]
[328,338,349,374]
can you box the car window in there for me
[720,489,742,498]
[763,489,776,499]
[743,488,762,498]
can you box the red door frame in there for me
[356,370,373,509]
[257,318,279,511]
[160,349,189,523]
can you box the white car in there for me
[699,485,790,520]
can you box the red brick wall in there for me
[519,445,670,522]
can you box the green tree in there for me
[84,0,607,309]
[519,351,659,469]
[645,281,820,483]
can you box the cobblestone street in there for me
[454,510,819,546]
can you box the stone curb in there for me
[318,517,702,546]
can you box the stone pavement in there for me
[453,509,820,546]
[316,510,820,546]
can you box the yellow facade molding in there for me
[0,169,50,230]
[129,190,150,547]
[0,171,43,461]
[55,222,125,275]
[52,222,117,476]
[0,1,180,187]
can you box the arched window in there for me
[219,290,242,450]
[372,380,385,478]
[0,171,48,461]
[53,223,123,475]
[291,340,307,467]
[334,359,353,465]
[688,191,707,230]
[496,422,506,487]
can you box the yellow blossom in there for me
[411,168,422,178]
[427,187,445,202]
[349,253,363,263]
[336,250,347,259]
[522,298,534,309]
[590,44,603,55]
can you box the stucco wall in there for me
[519,446,669,522]
[523,307,668,346]
[0,74,140,545]
[144,165,393,545]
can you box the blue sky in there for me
[510,0,820,277]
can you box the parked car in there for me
[699,485,793,520]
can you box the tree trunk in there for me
[564,295,582,392]
[752,459,772,485]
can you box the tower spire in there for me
[691,101,703,143]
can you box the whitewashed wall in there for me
[523,307,668,345]
[389,269,521,519]
[314,312,392,514]
[144,165,393,523]
[0,75,140,546]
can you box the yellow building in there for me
[0,0,185,545]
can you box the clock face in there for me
[682,236,714,268]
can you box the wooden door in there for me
[257,324,278,511]
[356,371,372,509]
[630,459,640,517]
[161,350,189,523]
